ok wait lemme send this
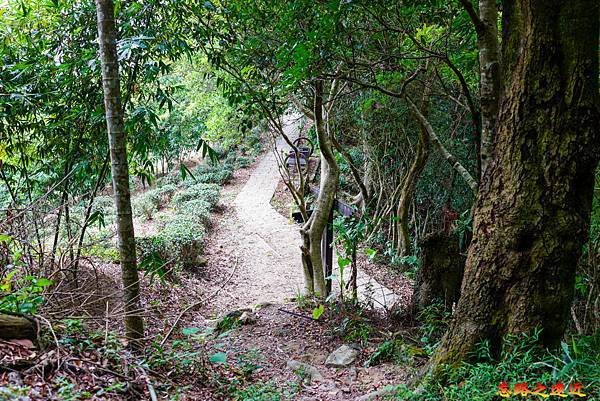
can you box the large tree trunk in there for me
[95,0,144,342]
[433,0,599,369]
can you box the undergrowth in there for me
[389,330,600,401]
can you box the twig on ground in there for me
[34,314,61,368]
[159,256,239,346]
[277,308,315,322]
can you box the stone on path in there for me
[287,359,324,383]
[325,344,359,367]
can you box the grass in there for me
[389,331,600,401]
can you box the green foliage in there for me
[332,309,374,346]
[0,272,53,314]
[193,164,234,185]
[364,339,425,367]
[418,302,452,354]
[312,304,325,320]
[139,216,206,269]
[1,241,53,313]
[132,195,159,220]
[216,314,242,333]
[227,381,296,401]
[172,183,220,207]
[79,243,120,262]
[177,199,212,225]
[209,352,228,364]
[132,184,177,220]
[145,327,209,378]
[390,332,600,401]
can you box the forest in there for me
[0,0,599,400]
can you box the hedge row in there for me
[137,183,220,270]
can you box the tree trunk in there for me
[397,84,432,257]
[475,0,501,176]
[95,0,144,342]
[413,232,465,312]
[0,313,37,340]
[303,80,339,297]
[433,0,599,369]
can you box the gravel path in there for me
[203,116,305,311]
[204,114,397,313]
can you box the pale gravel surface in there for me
[202,115,306,313]
[203,114,398,313]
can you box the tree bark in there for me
[397,84,432,256]
[95,0,144,342]
[302,81,340,297]
[433,0,599,369]
[0,313,37,340]
[460,0,501,176]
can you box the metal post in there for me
[322,207,334,294]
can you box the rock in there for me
[238,311,255,324]
[252,302,273,311]
[325,344,359,368]
[355,387,394,401]
[7,372,23,386]
[287,360,324,383]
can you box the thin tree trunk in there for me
[397,83,432,256]
[433,0,599,369]
[459,0,501,176]
[303,80,339,297]
[95,0,144,342]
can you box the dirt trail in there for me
[203,114,398,314]
[196,115,410,400]
[203,115,305,312]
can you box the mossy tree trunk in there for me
[433,0,599,369]
[95,0,144,342]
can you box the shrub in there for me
[132,195,158,220]
[193,164,234,185]
[132,184,177,220]
[159,216,206,267]
[138,191,218,270]
[92,195,115,215]
[172,183,220,207]
[223,153,252,169]
[138,218,205,269]
[156,172,182,187]
[177,199,212,225]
